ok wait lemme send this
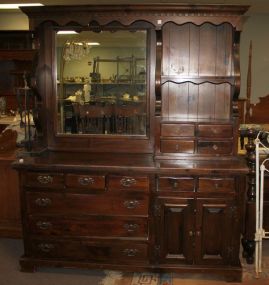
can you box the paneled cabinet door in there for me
[194,198,235,265]
[156,197,195,264]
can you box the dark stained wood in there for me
[15,4,249,282]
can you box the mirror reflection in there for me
[56,30,147,135]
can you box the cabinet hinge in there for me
[154,245,160,259]
[154,204,161,217]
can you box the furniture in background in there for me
[241,94,269,264]
[14,5,249,282]
[0,128,21,237]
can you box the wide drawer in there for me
[161,124,195,137]
[197,141,232,155]
[160,140,195,153]
[65,174,105,190]
[198,124,233,138]
[158,176,195,192]
[28,239,148,262]
[28,215,148,238]
[198,177,235,192]
[26,192,149,216]
[25,172,64,188]
[108,175,149,192]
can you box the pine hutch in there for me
[14,4,249,282]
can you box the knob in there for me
[124,223,139,232]
[35,197,52,207]
[37,175,53,184]
[120,177,136,187]
[36,221,52,230]
[38,243,55,253]
[123,200,140,209]
[213,144,218,151]
[123,248,138,257]
[78,177,94,186]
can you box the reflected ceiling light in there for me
[86,42,100,46]
[57,31,78,35]
[0,3,43,9]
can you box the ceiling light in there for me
[0,3,43,9]
[86,42,100,46]
[57,31,78,35]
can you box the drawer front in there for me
[108,175,149,192]
[28,216,148,238]
[160,140,194,153]
[197,141,232,155]
[158,177,195,192]
[65,174,105,190]
[29,239,148,262]
[198,124,233,138]
[25,172,64,188]
[26,192,149,216]
[198,177,235,192]
[161,124,195,137]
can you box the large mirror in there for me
[56,29,147,136]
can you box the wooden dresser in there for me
[14,4,249,282]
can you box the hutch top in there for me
[14,4,249,282]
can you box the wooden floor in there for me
[0,238,268,285]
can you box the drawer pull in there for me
[214,183,219,189]
[36,221,52,230]
[120,177,137,187]
[212,144,218,151]
[35,197,52,207]
[189,230,194,237]
[38,243,55,253]
[78,177,94,186]
[124,223,139,232]
[123,200,140,209]
[37,175,53,184]
[123,248,138,257]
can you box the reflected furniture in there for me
[14,5,249,282]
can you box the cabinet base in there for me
[20,257,242,282]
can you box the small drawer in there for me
[25,172,64,188]
[161,124,195,137]
[158,177,194,192]
[198,124,233,138]
[197,141,232,155]
[198,177,235,192]
[26,192,149,216]
[108,175,149,191]
[65,174,105,190]
[160,140,195,153]
[28,216,148,238]
[29,239,149,262]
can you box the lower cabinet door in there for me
[195,198,235,265]
[156,197,195,264]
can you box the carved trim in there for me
[20,5,249,30]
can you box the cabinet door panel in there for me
[195,198,235,265]
[156,197,194,264]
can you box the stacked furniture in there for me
[14,5,249,282]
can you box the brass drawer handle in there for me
[37,175,53,184]
[124,223,139,232]
[120,177,137,187]
[212,144,218,151]
[36,221,52,230]
[35,197,52,207]
[123,200,140,209]
[123,248,138,257]
[78,177,94,186]
[38,243,55,253]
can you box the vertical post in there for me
[241,128,256,263]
